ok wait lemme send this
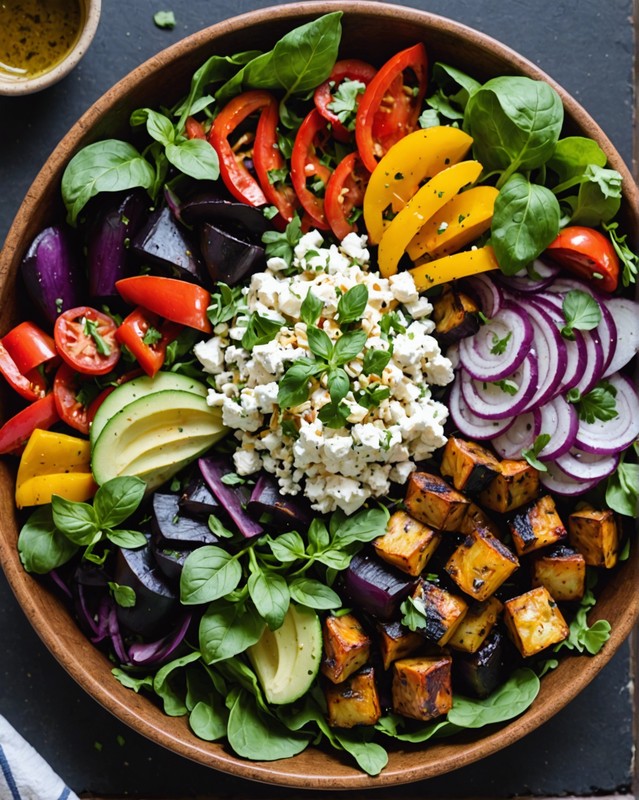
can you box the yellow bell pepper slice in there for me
[406,185,499,261]
[377,160,483,278]
[409,245,500,292]
[363,126,473,245]
[15,429,96,508]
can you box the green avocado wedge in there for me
[89,372,209,446]
[248,604,322,705]
[91,389,227,490]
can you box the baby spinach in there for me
[180,546,243,605]
[447,669,540,727]
[606,458,639,517]
[555,571,611,655]
[425,62,481,122]
[18,506,78,574]
[199,600,265,664]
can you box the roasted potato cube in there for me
[478,459,539,513]
[448,596,504,653]
[453,627,508,698]
[440,437,501,494]
[410,580,468,646]
[377,620,424,670]
[392,655,453,722]
[503,586,569,657]
[321,613,370,684]
[373,510,441,576]
[432,285,480,348]
[531,545,586,602]
[568,507,619,568]
[445,527,519,601]
[459,502,501,539]
[325,666,382,728]
[508,494,567,556]
[405,472,470,532]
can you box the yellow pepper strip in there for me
[363,126,473,245]
[409,245,500,292]
[15,428,96,508]
[377,160,483,279]
[406,185,499,261]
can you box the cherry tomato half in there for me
[115,276,212,333]
[54,306,120,376]
[545,226,620,293]
[53,362,93,434]
[314,59,377,142]
[290,109,334,230]
[324,152,370,240]
[2,321,58,376]
[0,342,48,402]
[254,98,299,222]
[115,307,183,377]
[355,43,428,173]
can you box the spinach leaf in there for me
[189,699,228,741]
[332,729,388,777]
[199,600,265,663]
[180,546,242,605]
[330,506,390,548]
[376,714,456,743]
[555,571,611,655]
[153,651,203,716]
[112,668,154,693]
[606,461,639,517]
[547,136,607,186]
[248,568,290,629]
[18,506,79,574]
[491,173,560,274]
[447,668,540,727]
[288,577,342,610]
[426,62,481,121]
[560,290,602,338]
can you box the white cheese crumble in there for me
[197,232,453,515]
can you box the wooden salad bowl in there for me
[0,1,637,789]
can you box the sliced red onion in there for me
[570,327,604,396]
[491,412,539,459]
[574,372,639,455]
[537,395,579,460]
[459,353,539,420]
[545,277,599,296]
[127,613,192,667]
[448,379,516,439]
[554,447,620,481]
[497,259,561,292]
[464,273,504,318]
[522,305,566,410]
[601,297,639,378]
[458,303,533,381]
[597,301,617,375]
[540,460,603,496]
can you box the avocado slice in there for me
[91,389,227,490]
[248,604,322,705]
[90,372,208,446]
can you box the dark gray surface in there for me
[0,0,636,796]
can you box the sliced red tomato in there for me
[2,321,58,375]
[115,307,182,377]
[324,152,370,240]
[254,99,299,222]
[115,276,212,333]
[0,342,48,401]
[54,307,120,377]
[545,226,620,293]
[290,109,334,231]
[185,116,207,140]
[355,43,428,173]
[0,392,59,455]
[53,362,95,435]
[314,59,377,142]
[208,89,276,207]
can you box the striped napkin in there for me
[0,715,78,800]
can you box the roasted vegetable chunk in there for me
[445,527,519,601]
[377,620,424,670]
[321,613,370,684]
[508,494,567,556]
[459,502,501,539]
[453,628,509,698]
[478,459,539,514]
[432,284,480,347]
[325,666,382,728]
[409,580,468,646]
[373,510,441,576]
[405,472,470,532]
[448,596,504,653]
[568,507,619,569]
[531,545,586,602]
[503,586,569,657]
[440,437,501,494]
[392,654,453,722]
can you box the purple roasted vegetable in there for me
[198,457,263,539]
[151,544,190,583]
[131,206,205,283]
[179,476,223,519]
[151,492,218,547]
[248,472,313,530]
[87,189,149,302]
[181,191,270,237]
[199,222,265,286]
[344,552,416,620]
[20,225,84,324]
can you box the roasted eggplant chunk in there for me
[325,666,382,728]
[405,472,470,532]
[377,620,424,670]
[321,613,371,685]
[432,284,480,348]
[508,494,567,556]
[503,586,569,657]
[152,492,218,547]
[445,526,519,601]
[568,506,620,568]
[531,545,586,602]
[478,459,539,514]
[440,437,501,494]
[453,627,509,698]
[447,596,503,654]
[410,580,468,646]
[373,510,441,576]
[344,552,416,620]
[392,654,453,722]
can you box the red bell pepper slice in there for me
[0,342,48,402]
[185,116,207,140]
[115,307,183,377]
[0,393,59,455]
[314,59,377,142]
[324,152,370,240]
[253,98,299,223]
[290,109,334,231]
[115,276,212,334]
[2,321,58,375]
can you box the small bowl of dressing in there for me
[0,0,101,95]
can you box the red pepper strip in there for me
[115,276,212,334]
[0,342,48,402]
[185,116,207,140]
[208,89,275,207]
[253,98,299,223]
[2,321,58,375]
[0,393,59,455]
[115,307,183,377]
[314,59,377,142]
[324,152,370,240]
[290,109,334,231]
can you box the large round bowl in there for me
[0,1,638,789]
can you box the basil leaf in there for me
[180,546,242,605]
[300,290,324,326]
[262,215,303,266]
[18,506,79,574]
[108,581,136,608]
[362,347,392,376]
[606,463,639,517]
[307,519,330,553]
[106,529,148,548]
[561,290,602,337]
[447,668,540,727]
[61,140,155,226]
[278,360,322,409]
[337,284,369,324]
[248,569,290,629]
[333,329,368,366]
[138,108,176,145]
[330,506,390,547]
[51,496,98,544]
[199,601,265,664]
[241,311,285,350]
[327,367,350,404]
[93,475,146,528]
[427,62,481,120]
[165,139,220,181]
[268,531,307,563]
[317,399,350,429]
[491,174,560,274]
[307,326,334,361]
[288,577,342,610]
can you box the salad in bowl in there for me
[0,4,637,786]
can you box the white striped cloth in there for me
[0,715,78,800]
